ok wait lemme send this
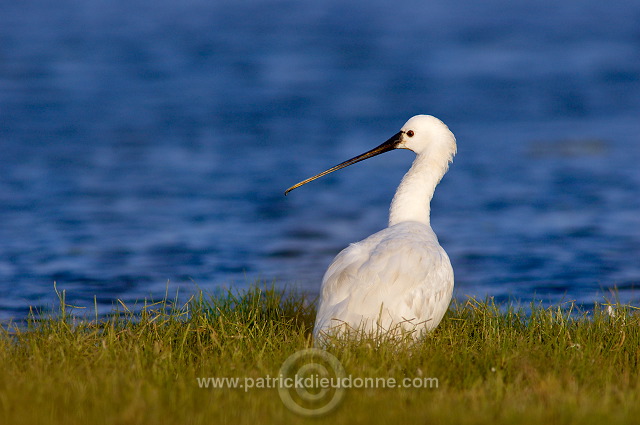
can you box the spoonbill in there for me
[285,115,457,343]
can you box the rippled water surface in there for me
[1,0,639,318]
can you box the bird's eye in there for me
[406,130,415,137]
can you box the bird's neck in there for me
[388,152,448,227]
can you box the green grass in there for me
[1,284,639,425]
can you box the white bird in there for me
[285,115,457,343]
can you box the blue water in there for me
[1,0,639,319]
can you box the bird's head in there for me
[397,115,456,158]
[284,115,456,195]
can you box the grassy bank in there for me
[1,285,639,424]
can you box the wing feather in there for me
[314,221,454,340]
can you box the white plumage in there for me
[285,115,457,343]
